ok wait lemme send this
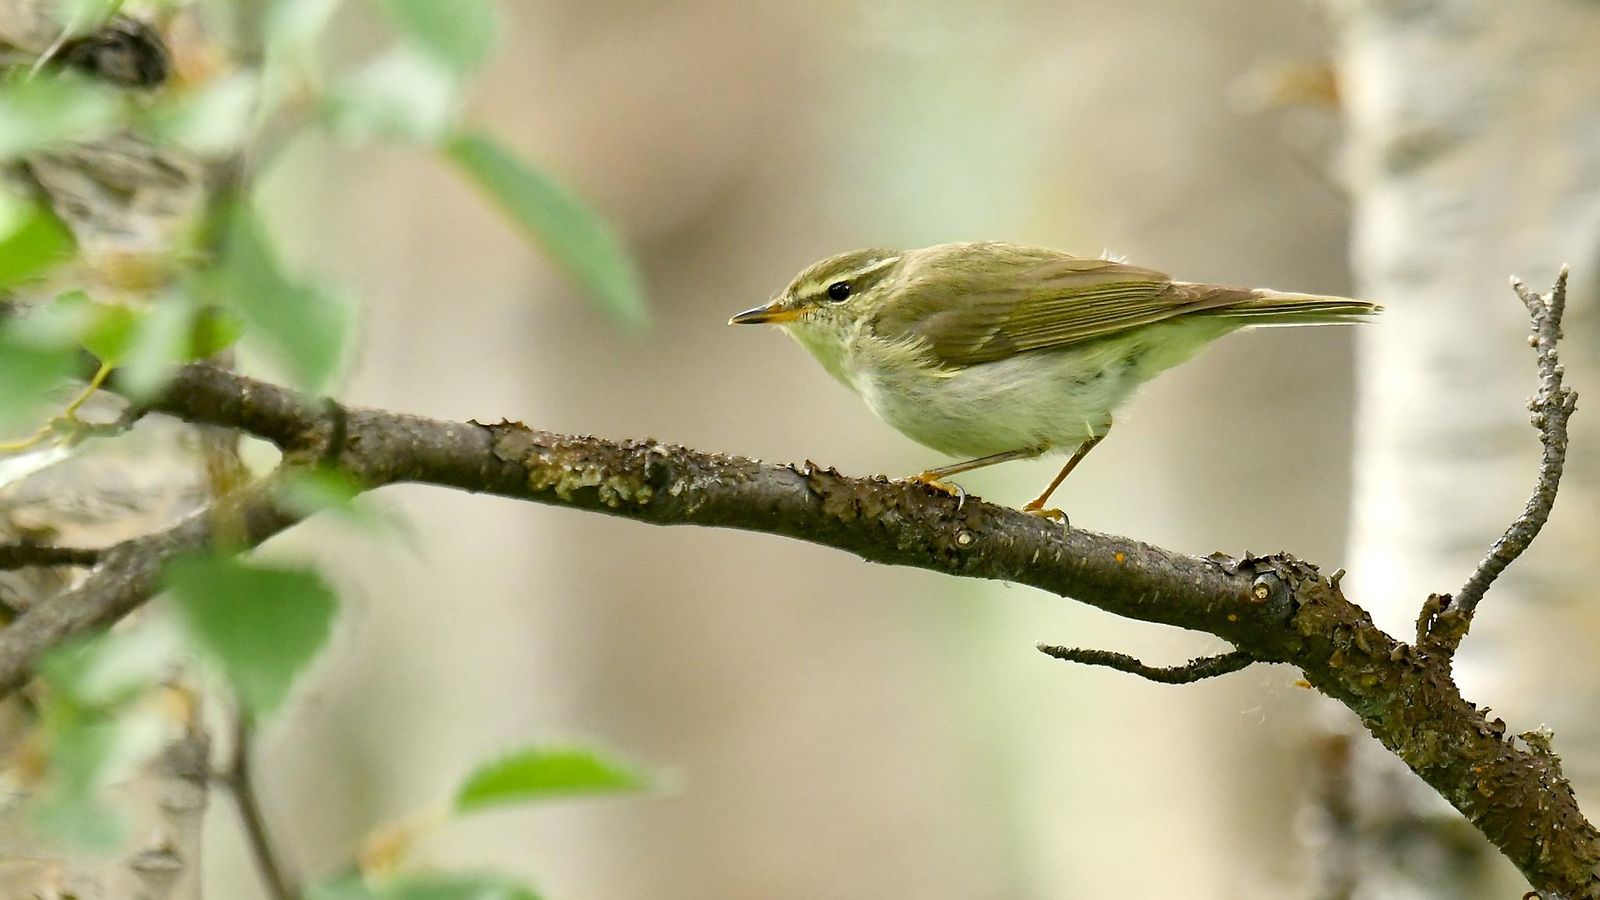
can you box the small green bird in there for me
[730,241,1379,516]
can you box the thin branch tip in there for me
[227,712,298,900]
[1447,268,1578,635]
[1037,645,1255,685]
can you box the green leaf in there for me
[53,0,120,34]
[79,303,140,365]
[0,193,75,288]
[267,0,344,55]
[277,467,364,511]
[39,619,184,709]
[310,873,541,900]
[164,555,338,717]
[12,290,98,344]
[188,305,246,359]
[114,299,196,400]
[33,707,169,850]
[324,46,460,144]
[445,133,647,331]
[214,205,353,390]
[376,0,496,75]
[274,467,390,531]
[33,788,125,850]
[143,73,259,154]
[454,746,649,814]
[0,328,80,429]
[0,74,123,160]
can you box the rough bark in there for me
[0,338,1589,894]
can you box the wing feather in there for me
[868,242,1250,368]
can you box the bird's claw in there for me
[910,472,967,509]
[1022,504,1069,526]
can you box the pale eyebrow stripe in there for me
[798,255,902,296]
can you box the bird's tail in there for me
[1200,286,1382,326]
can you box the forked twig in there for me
[1448,269,1577,635]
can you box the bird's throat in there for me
[781,321,861,389]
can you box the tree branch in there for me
[222,712,298,900]
[0,473,301,695]
[0,543,101,570]
[0,273,1590,895]
[1035,645,1256,684]
[1455,270,1576,613]
[1419,269,1577,659]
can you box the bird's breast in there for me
[852,339,1139,459]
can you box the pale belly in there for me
[850,320,1235,460]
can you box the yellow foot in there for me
[1022,503,1069,525]
[909,472,966,505]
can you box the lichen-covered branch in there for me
[1413,271,1579,664]
[0,276,1590,895]
[1452,271,1577,619]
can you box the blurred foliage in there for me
[375,0,497,77]
[29,620,185,849]
[448,133,649,331]
[208,202,354,389]
[0,73,123,159]
[274,465,389,529]
[2,0,654,896]
[164,554,338,718]
[311,872,543,900]
[0,193,74,288]
[315,743,650,897]
[455,746,652,813]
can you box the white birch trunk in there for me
[1332,1,1600,894]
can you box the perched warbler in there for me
[730,241,1379,515]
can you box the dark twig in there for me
[1035,645,1256,684]
[0,543,100,570]
[221,711,298,900]
[1446,269,1576,633]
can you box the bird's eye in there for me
[826,281,852,302]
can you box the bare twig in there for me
[1035,645,1256,684]
[0,543,100,570]
[1447,269,1577,630]
[221,712,298,900]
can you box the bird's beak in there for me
[728,302,802,325]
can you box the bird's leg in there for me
[1023,420,1112,520]
[912,447,1043,500]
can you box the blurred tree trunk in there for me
[1331,1,1600,894]
[0,3,222,897]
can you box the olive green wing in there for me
[868,244,1249,368]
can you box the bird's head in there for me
[729,249,904,379]
[731,248,904,330]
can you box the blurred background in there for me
[177,0,1594,897]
